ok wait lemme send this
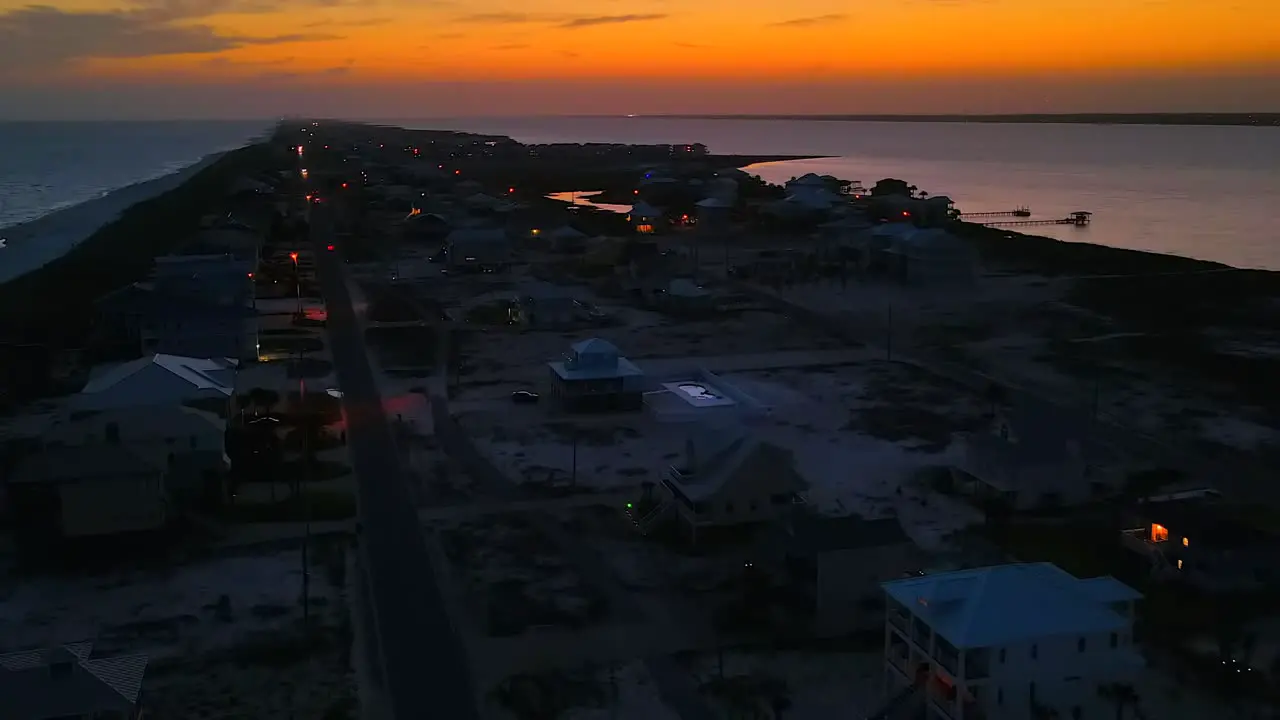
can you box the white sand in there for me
[0,152,225,286]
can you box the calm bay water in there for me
[410,117,1280,270]
[0,121,269,229]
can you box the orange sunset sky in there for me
[2,0,1279,118]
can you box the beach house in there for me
[547,338,646,412]
[44,404,229,509]
[695,197,733,233]
[514,286,593,329]
[754,515,924,635]
[8,438,170,542]
[955,398,1117,511]
[96,282,258,361]
[882,563,1142,720]
[883,228,979,286]
[1120,495,1280,592]
[444,227,512,272]
[653,425,808,542]
[628,201,665,234]
[0,642,149,720]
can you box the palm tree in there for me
[1098,682,1139,720]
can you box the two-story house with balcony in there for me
[638,425,807,543]
[881,562,1142,720]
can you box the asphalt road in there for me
[310,203,479,720]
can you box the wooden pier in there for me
[981,211,1092,228]
[959,207,1032,219]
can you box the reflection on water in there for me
[546,190,632,214]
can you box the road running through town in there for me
[310,202,480,720]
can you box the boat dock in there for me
[959,207,1031,219]
[981,211,1092,228]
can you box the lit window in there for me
[1182,537,1189,547]
[1151,523,1169,543]
[1177,559,1183,570]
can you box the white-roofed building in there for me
[880,563,1142,720]
[75,354,237,412]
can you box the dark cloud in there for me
[455,11,668,28]
[304,17,390,28]
[456,12,537,24]
[771,14,846,27]
[559,14,666,28]
[0,4,339,69]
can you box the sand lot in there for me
[458,354,991,549]
[0,541,354,720]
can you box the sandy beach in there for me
[0,152,226,286]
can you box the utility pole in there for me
[1092,375,1101,422]
[300,363,311,629]
[886,303,893,361]
[570,428,578,487]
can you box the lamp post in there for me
[299,358,311,628]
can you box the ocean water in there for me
[0,121,270,229]
[408,117,1280,270]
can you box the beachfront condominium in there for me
[882,562,1142,720]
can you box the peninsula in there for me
[1,119,1278,720]
[624,112,1280,127]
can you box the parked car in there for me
[511,390,540,404]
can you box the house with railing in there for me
[881,563,1142,720]
[633,425,807,542]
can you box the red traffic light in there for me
[327,244,335,251]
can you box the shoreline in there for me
[0,152,228,286]
[608,113,1280,128]
[0,141,275,343]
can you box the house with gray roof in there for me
[75,353,236,413]
[956,397,1119,510]
[653,425,807,541]
[0,641,149,720]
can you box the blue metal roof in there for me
[882,562,1140,648]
